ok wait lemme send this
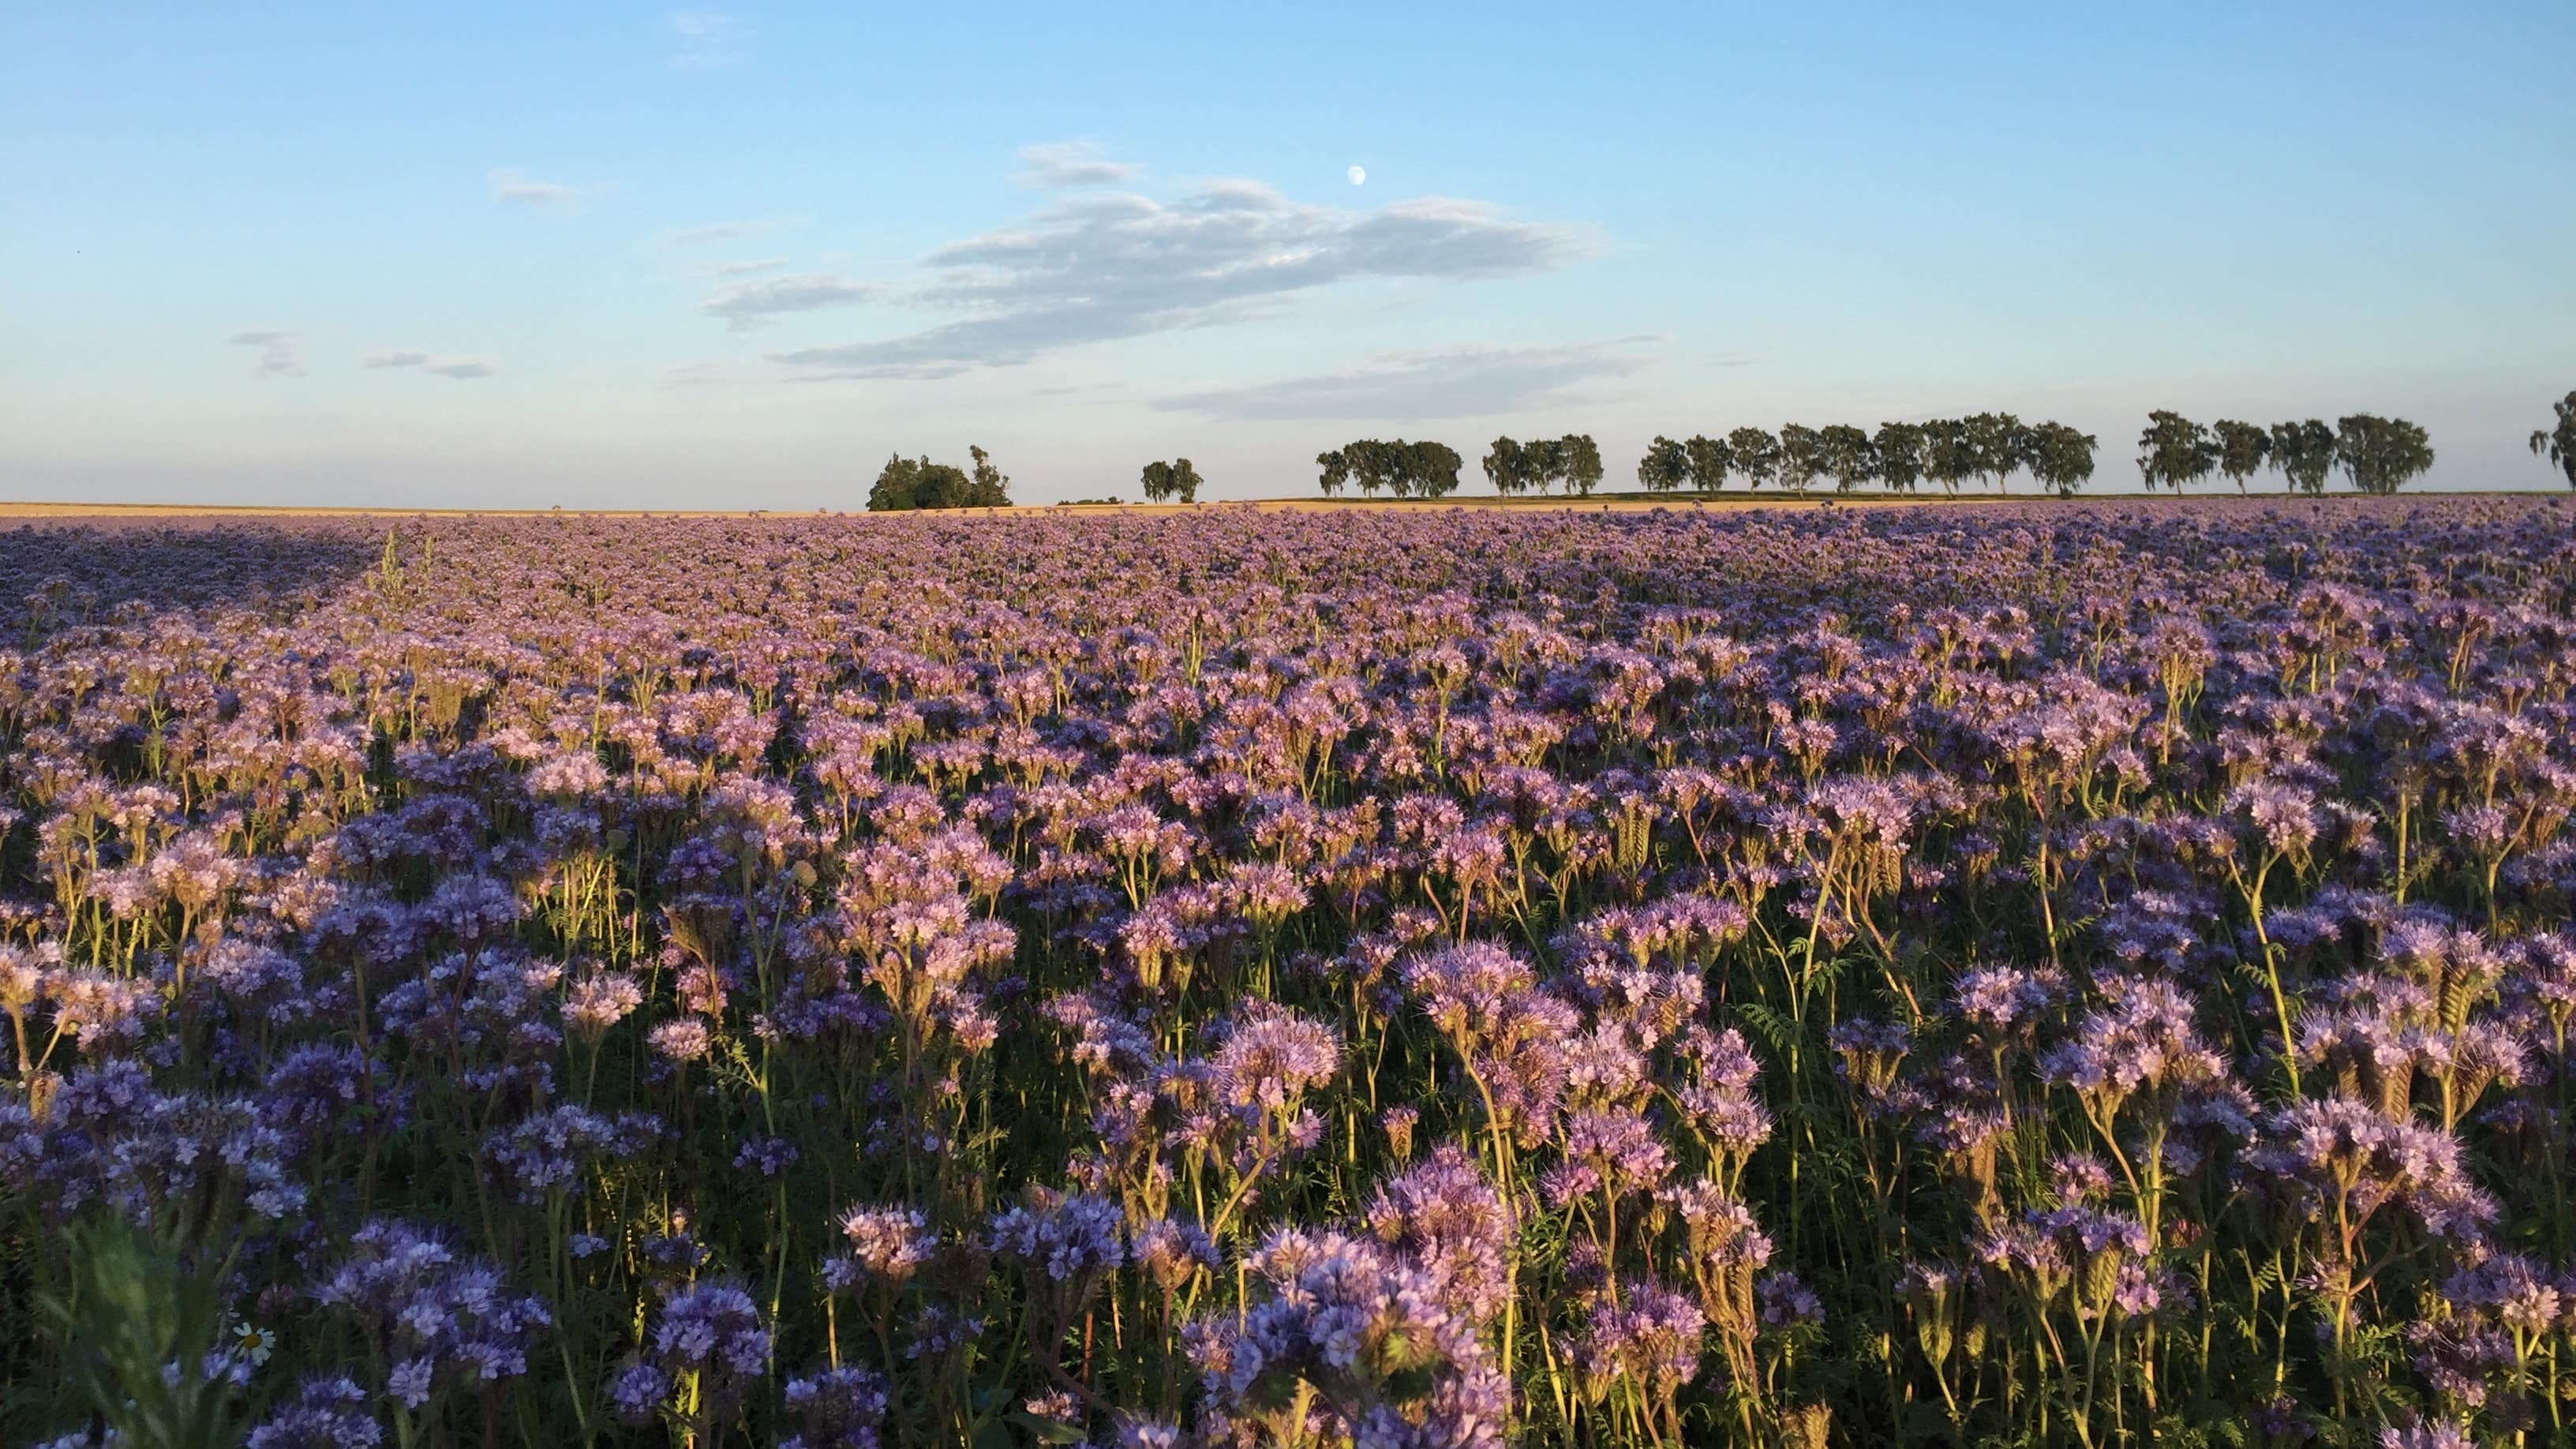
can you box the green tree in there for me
[1348,439,1401,496]
[2136,411,2217,492]
[2211,420,2270,494]
[868,452,975,511]
[867,453,923,511]
[1316,449,1350,496]
[1818,424,1878,493]
[2028,421,2099,497]
[965,445,1013,507]
[2532,391,2576,489]
[1637,436,1689,492]
[1524,437,1567,496]
[1140,458,1203,503]
[1683,434,1734,492]
[1483,436,1532,496]
[1775,424,1823,494]
[1727,427,1780,490]
[1406,440,1464,497]
[1964,411,2023,492]
[1559,434,1604,497]
[1872,422,1925,494]
[2334,414,2434,495]
[2268,420,2336,495]
[1923,419,1974,496]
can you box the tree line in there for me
[1305,406,2517,500]
[871,393,2566,511]
[867,446,1013,511]
[1631,416,2102,496]
[1315,440,1466,497]
[2136,412,2434,496]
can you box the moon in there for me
[1347,164,1366,186]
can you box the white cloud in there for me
[227,329,303,377]
[688,256,788,277]
[1152,339,1657,421]
[767,174,1600,379]
[701,272,877,331]
[1014,140,1143,189]
[663,361,723,388]
[665,218,784,245]
[668,10,747,71]
[487,169,603,213]
[365,349,496,380]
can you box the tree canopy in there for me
[1726,428,1780,491]
[2211,420,2270,494]
[1637,436,1689,493]
[2533,391,2576,490]
[1872,423,1924,494]
[2136,412,2218,492]
[1484,435,1600,496]
[1681,435,1734,492]
[1963,412,2023,493]
[1320,440,1462,498]
[1140,458,1203,504]
[868,447,1013,511]
[2334,414,2435,496]
[1817,425,1877,493]
[1774,425,1823,494]
[2267,420,2336,496]
[2027,422,2099,497]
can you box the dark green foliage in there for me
[1636,436,1689,493]
[1871,423,1924,494]
[2211,420,2271,494]
[1324,439,1461,497]
[1817,425,1877,493]
[2334,414,2435,495]
[1317,449,1352,496]
[1774,425,1823,494]
[2269,420,2337,495]
[40,1218,252,1449]
[2530,391,2576,489]
[1485,436,1594,496]
[2026,421,2100,496]
[1681,434,1733,492]
[1140,459,1203,504]
[1962,412,2023,492]
[869,447,1013,511]
[1922,420,1974,496]
[1559,435,1603,498]
[2137,411,2218,492]
[1726,428,1780,491]
[1483,436,1534,496]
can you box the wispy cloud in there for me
[364,349,496,380]
[687,256,787,278]
[767,173,1601,380]
[702,272,877,331]
[1152,339,1657,421]
[668,10,747,72]
[665,218,784,245]
[663,361,723,388]
[1013,140,1142,189]
[227,329,303,378]
[487,169,605,213]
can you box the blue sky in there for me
[3,2,2570,507]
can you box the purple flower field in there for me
[4,498,2575,1448]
